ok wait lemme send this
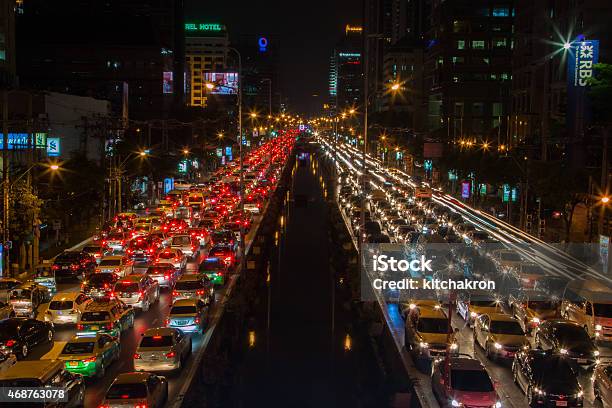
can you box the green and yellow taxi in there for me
[76,298,135,338]
[58,333,120,378]
[199,257,228,285]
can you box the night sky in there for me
[186,0,362,114]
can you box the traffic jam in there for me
[320,136,612,408]
[0,134,295,407]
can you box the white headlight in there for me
[450,343,458,350]
[494,402,502,408]
[470,311,478,318]
[451,400,461,407]
[594,350,600,356]
[531,317,540,323]
[494,342,503,350]
[595,324,602,331]
[577,391,583,398]
[560,348,568,354]
[419,342,429,348]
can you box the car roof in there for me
[84,300,119,311]
[450,357,486,371]
[486,312,517,322]
[178,274,202,282]
[112,372,152,384]
[543,318,582,328]
[172,298,199,307]
[51,292,82,301]
[417,305,447,318]
[67,333,106,343]
[100,256,124,261]
[142,327,177,337]
[117,275,144,283]
[0,360,63,381]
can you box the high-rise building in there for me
[365,0,394,110]
[16,0,179,120]
[184,22,229,107]
[329,25,363,112]
[0,0,16,88]
[512,0,612,162]
[423,0,514,141]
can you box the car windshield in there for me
[56,253,80,261]
[0,320,20,340]
[594,303,612,318]
[49,300,74,310]
[417,318,449,334]
[83,246,100,253]
[490,320,524,335]
[554,325,591,343]
[10,289,31,300]
[451,369,494,392]
[140,335,174,347]
[0,281,19,290]
[528,300,556,310]
[171,306,197,314]
[176,280,204,290]
[532,357,578,384]
[100,259,121,266]
[172,236,191,246]
[63,341,95,354]
[114,283,139,293]
[88,274,117,284]
[106,383,148,399]
[81,311,110,321]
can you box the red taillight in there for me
[172,291,178,297]
[135,404,148,408]
[5,340,16,347]
[83,356,97,363]
[77,324,84,330]
[165,351,176,359]
[164,274,170,280]
[133,353,141,359]
[105,322,113,330]
[194,317,200,324]
[196,289,205,295]
[52,265,60,270]
[165,318,170,325]
[138,291,144,300]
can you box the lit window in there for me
[493,38,507,47]
[457,40,465,50]
[492,8,510,17]
[472,40,486,49]
[0,50,6,61]
[452,56,464,64]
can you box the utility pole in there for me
[2,91,9,276]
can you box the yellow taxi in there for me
[404,304,458,358]
[473,312,528,360]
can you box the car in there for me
[96,255,134,277]
[509,290,560,333]
[58,333,121,378]
[593,362,612,407]
[82,244,104,263]
[0,360,85,407]
[243,194,262,214]
[0,352,16,374]
[101,372,168,408]
[126,236,161,263]
[404,304,458,359]
[146,264,179,289]
[166,299,207,333]
[512,349,584,407]
[431,356,501,408]
[102,231,130,252]
[0,318,54,359]
[199,257,229,285]
[173,274,214,305]
[113,275,160,311]
[561,278,612,341]
[44,292,92,324]
[473,312,528,360]
[8,282,51,317]
[81,272,120,298]
[51,251,97,280]
[456,291,503,326]
[0,278,22,301]
[155,248,187,270]
[170,234,198,258]
[0,300,14,320]
[209,229,236,248]
[207,244,236,268]
[77,298,135,338]
[134,327,192,373]
[535,319,600,367]
[188,227,209,247]
[162,218,189,234]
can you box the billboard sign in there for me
[46,137,60,157]
[163,72,173,94]
[0,133,47,150]
[163,178,174,194]
[185,23,224,32]
[225,146,232,156]
[203,73,238,95]
[461,182,471,199]
[567,38,599,137]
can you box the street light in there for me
[601,196,610,204]
[205,82,215,90]
[390,83,401,91]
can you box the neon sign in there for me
[339,52,360,58]
[258,37,268,52]
[345,25,363,34]
[185,23,223,32]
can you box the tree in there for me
[9,180,43,270]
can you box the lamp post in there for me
[113,151,148,215]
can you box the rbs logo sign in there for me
[571,40,599,87]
